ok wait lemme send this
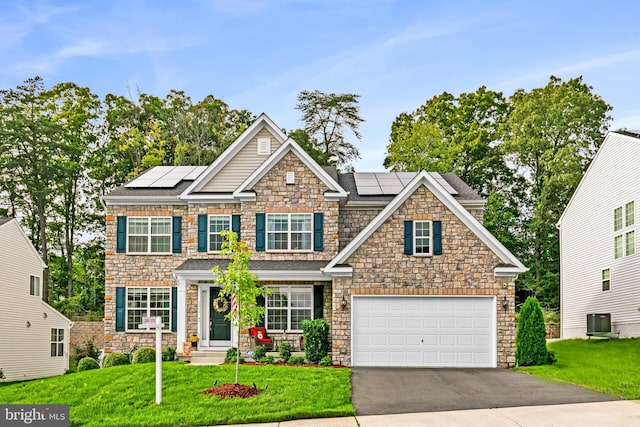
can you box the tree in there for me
[211,230,264,384]
[295,90,364,171]
[515,296,550,366]
[502,76,612,308]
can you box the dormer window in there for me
[257,137,271,155]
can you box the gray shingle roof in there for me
[176,259,329,271]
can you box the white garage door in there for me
[352,296,496,367]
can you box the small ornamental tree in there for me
[516,296,550,366]
[211,230,264,384]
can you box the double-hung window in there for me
[602,268,611,291]
[126,287,171,331]
[127,217,171,253]
[267,213,312,251]
[265,286,313,331]
[208,215,231,252]
[414,221,432,255]
[51,328,64,357]
[614,201,635,259]
[30,275,41,296]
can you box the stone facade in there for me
[70,321,104,349]
[331,185,516,368]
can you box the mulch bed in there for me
[203,383,264,399]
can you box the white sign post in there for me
[139,316,164,404]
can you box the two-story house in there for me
[559,130,640,338]
[102,114,526,368]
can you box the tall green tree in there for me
[295,90,364,171]
[502,76,612,308]
[212,230,264,385]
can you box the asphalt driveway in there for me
[351,368,618,415]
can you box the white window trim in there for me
[257,137,271,155]
[602,268,611,292]
[614,201,636,259]
[51,328,64,357]
[125,287,172,332]
[413,220,432,256]
[30,275,41,296]
[266,213,314,252]
[265,285,313,332]
[208,214,231,253]
[126,217,172,254]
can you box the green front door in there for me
[210,287,231,341]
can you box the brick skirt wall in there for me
[71,321,105,349]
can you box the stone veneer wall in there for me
[70,321,105,349]
[338,208,383,251]
[331,185,516,368]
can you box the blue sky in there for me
[2,0,639,171]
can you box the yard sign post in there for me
[139,316,164,404]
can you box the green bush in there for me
[132,347,156,364]
[516,296,551,366]
[253,345,267,360]
[70,337,100,364]
[102,352,130,368]
[302,319,330,364]
[259,355,275,364]
[224,347,245,363]
[77,357,100,372]
[162,347,176,362]
[278,342,292,363]
[288,355,305,365]
[318,355,333,366]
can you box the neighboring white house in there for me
[0,217,72,382]
[559,130,640,338]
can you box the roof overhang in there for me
[101,196,187,206]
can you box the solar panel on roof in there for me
[125,166,206,188]
[353,171,459,196]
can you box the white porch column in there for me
[176,278,188,348]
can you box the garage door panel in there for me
[353,296,495,368]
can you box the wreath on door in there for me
[213,297,229,313]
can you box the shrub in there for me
[288,355,305,365]
[516,296,551,366]
[102,352,130,368]
[302,319,330,363]
[70,337,100,364]
[259,355,275,364]
[132,347,156,364]
[224,347,245,363]
[253,345,267,360]
[162,347,176,362]
[77,357,100,372]
[278,342,292,363]
[318,355,333,366]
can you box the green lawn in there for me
[517,338,640,399]
[0,363,354,427]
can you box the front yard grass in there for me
[0,363,354,427]
[517,338,640,399]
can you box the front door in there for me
[209,287,231,343]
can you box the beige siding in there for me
[200,128,283,192]
[560,133,640,338]
[0,220,71,382]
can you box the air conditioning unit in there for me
[586,313,611,336]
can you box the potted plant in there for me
[189,335,199,349]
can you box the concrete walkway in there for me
[220,400,640,426]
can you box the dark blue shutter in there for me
[256,213,265,252]
[404,220,413,255]
[433,220,442,255]
[314,213,324,252]
[256,294,265,327]
[171,287,177,332]
[115,287,126,331]
[314,286,324,319]
[116,216,126,253]
[172,216,182,253]
[232,214,241,240]
[197,214,207,252]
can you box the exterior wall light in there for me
[502,295,509,310]
[341,295,348,309]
